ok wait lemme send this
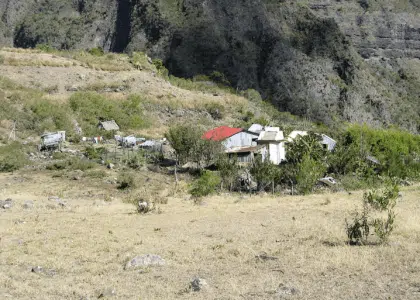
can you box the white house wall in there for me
[223,132,257,149]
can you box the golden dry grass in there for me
[0,170,419,299]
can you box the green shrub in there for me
[46,157,95,171]
[152,58,169,76]
[117,172,136,190]
[69,92,149,136]
[190,171,221,198]
[250,158,282,192]
[296,154,327,195]
[85,146,108,160]
[88,47,104,56]
[52,152,67,160]
[209,71,230,86]
[205,102,225,120]
[338,125,420,180]
[216,154,240,191]
[0,55,4,65]
[124,151,147,170]
[85,170,107,179]
[0,143,29,172]
[35,44,56,53]
[346,183,399,245]
[130,52,153,71]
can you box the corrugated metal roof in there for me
[248,123,264,133]
[99,120,120,131]
[202,126,242,141]
[259,131,278,141]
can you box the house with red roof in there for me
[202,126,259,149]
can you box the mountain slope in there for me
[1,0,419,132]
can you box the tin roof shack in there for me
[39,131,65,151]
[286,131,308,142]
[98,120,120,131]
[203,126,258,149]
[320,134,337,151]
[225,145,267,165]
[257,127,286,165]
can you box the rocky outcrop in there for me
[1,0,419,132]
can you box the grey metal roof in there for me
[259,131,278,141]
[99,120,120,131]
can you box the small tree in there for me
[165,125,221,183]
[296,154,327,195]
[250,158,282,193]
[346,183,399,245]
[286,132,326,164]
[216,154,240,191]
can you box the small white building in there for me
[257,127,286,165]
[320,134,337,151]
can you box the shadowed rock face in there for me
[1,0,419,132]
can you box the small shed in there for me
[98,120,120,131]
[257,127,286,165]
[320,134,337,151]
[203,126,258,149]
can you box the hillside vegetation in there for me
[0,0,419,132]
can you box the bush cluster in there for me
[0,143,29,172]
[69,93,150,136]
[190,171,221,198]
[346,183,399,245]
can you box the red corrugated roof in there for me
[202,126,242,141]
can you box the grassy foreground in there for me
[0,170,419,299]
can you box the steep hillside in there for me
[0,48,314,141]
[0,0,419,132]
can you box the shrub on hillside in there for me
[36,44,56,53]
[46,157,95,171]
[69,92,149,136]
[88,47,104,56]
[85,146,108,160]
[190,171,221,198]
[329,125,420,180]
[0,55,4,65]
[117,172,136,190]
[205,102,225,120]
[0,143,29,172]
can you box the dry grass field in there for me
[0,169,419,300]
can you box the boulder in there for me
[125,254,165,269]
[0,198,13,209]
[22,200,34,209]
[190,277,208,292]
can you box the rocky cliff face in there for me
[1,0,419,132]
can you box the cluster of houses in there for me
[202,124,337,165]
[39,119,337,169]
[39,120,164,152]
